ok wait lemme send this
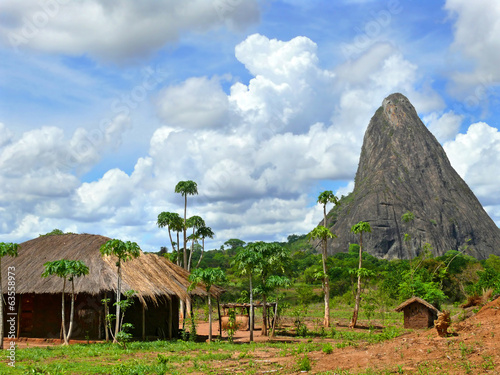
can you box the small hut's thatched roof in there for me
[395,296,440,313]
[1,233,222,305]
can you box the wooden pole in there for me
[142,303,146,341]
[16,295,22,338]
[104,292,109,342]
[271,302,278,337]
[168,298,173,340]
[217,297,222,338]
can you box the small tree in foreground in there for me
[349,221,371,329]
[308,225,337,328]
[102,289,136,348]
[41,259,89,345]
[189,267,226,343]
[0,242,19,349]
[100,239,141,343]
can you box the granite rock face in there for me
[326,93,500,259]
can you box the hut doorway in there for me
[19,294,34,336]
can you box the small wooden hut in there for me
[1,233,221,340]
[395,296,440,329]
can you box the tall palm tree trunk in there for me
[323,204,330,327]
[62,278,68,345]
[350,234,363,328]
[208,293,212,343]
[67,280,76,341]
[183,196,188,269]
[114,262,122,343]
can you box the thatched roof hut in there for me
[395,296,440,329]
[1,233,222,340]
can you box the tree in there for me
[224,239,246,251]
[174,180,198,270]
[189,267,226,343]
[234,242,290,337]
[307,226,337,327]
[41,259,89,345]
[195,226,215,269]
[0,242,18,350]
[186,215,205,271]
[233,245,259,342]
[157,212,183,265]
[315,190,340,327]
[100,239,141,343]
[349,221,372,328]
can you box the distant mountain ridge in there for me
[325,93,500,259]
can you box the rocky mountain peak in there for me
[325,93,500,259]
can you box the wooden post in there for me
[168,298,173,340]
[142,303,146,341]
[104,292,109,342]
[16,295,22,338]
[271,302,278,337]
[217,297,222,338]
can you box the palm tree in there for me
[186,215,205,271]
[100,239,141,342]
[189,267,226,343]
[315,191,340,327]
[0,242,18,349]
[307,226,337,327]
[175,180,198,270]
[41,259,89,345]
[349,221,372,328]
[157,211,183,261]
[233,245,259,342]
[195,226,215,268]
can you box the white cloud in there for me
[444,122,500,207]
[445,0,500,94]
[156,77,230,130]
[0,0,260,62]
[424,111,463,142]
[0,33,449,251]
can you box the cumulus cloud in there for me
[0,0,260,62]
[445,0,500,94]
[0,33,451,250]
[156,77,230,130]
[444,122,500,207]
[424,110,463,142]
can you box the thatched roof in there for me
[395,296,440,313]
[1,233,223,306]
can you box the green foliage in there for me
[297,354,311,371]
[0,242,19,258]
[307,225,337,242]
[41,259,89,280]
[100,239,141,264]
[401,211,415,223]
[174,180,198,197]
[189,267,227,292]
[350,221,372,235]
[467,267,500,295]
[398,272,446,308]
[225,309,236,343]
[39,228,65,236]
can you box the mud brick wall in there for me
[402,301,436,329]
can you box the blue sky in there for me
[0,0,499,252]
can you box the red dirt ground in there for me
[10,298,500,374]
